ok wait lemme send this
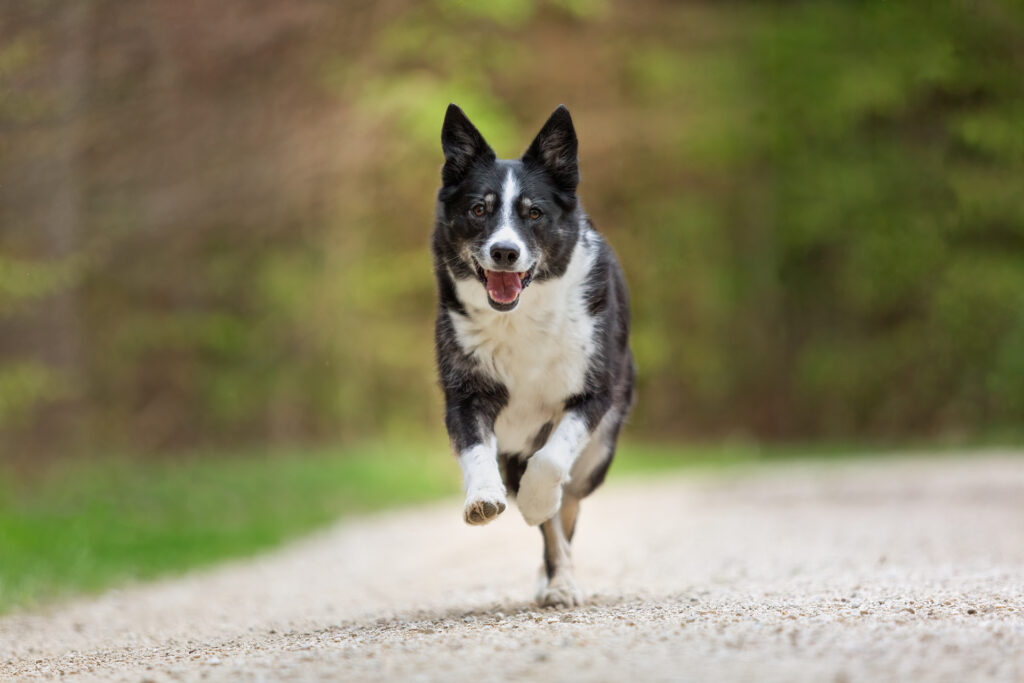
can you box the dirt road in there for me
[3,454,1024,682]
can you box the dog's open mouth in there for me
[474,262,534,310]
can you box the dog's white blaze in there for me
[482,170,527,269]
[450,234,599,457]
[457,434,503,495]
[499,169,519,231]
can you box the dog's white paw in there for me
[537,574,583,607]
[517,457,566,526]
[463,487,507,525]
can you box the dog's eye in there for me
[471,203,486,218]
[529,207,543,220]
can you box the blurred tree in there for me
[0,1,92,442]
[0,0,1022,456]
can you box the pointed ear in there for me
[440,104,495,187]
[522,105,579,194]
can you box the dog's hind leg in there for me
[560,494,580,541]
[536,495,583,607]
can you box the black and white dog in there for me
[432,104,635,607]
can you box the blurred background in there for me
[1,0,1023,610]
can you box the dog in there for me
[432,104,635,607]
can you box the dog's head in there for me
[436,104,582,312]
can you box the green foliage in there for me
[1,0,1023,450]
[0,362,65,427]
[739,0,1024,435]
[0,33,50,125]
[0,255,81,314]
[436,0,536,27]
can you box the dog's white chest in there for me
[450,241,596,455]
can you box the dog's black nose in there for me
[490,242,520,266]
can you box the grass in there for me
[0,440,459,615]
[0,436,1016,615]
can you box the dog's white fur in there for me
[457,436,507,525]
[449,227,599,525]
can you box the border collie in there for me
[432,104,635,607]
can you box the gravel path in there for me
[3,453,1024,682]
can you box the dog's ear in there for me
[522,105,579,196]
[441,104,495,187]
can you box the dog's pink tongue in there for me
[485,270,523,303]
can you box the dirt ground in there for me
[2,453,1023,682]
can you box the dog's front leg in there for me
[517,411,593,526]
[444,381,508,525]
[457,434,507,525]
